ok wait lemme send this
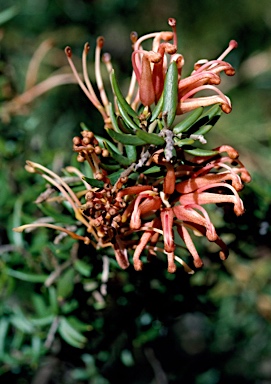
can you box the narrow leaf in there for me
[108,102,122,133]
[82,177,104,188]
[108,150,131,166]
[0,318,9,357]
[117,101,140,131]
[110,70,138,119]
[106,128,146,146]
[193,124,213,136]
[108,168,125,184]
[173,107,204,134]
[59,317,87,346]
[100,163,120,171]
[162,61,178,128]
[150,93,163,122]
[184,148,220,156]
[203,104,222,120]
[125,145,137,163]
[143,166,161,174]
[74,259,91,277]
[6,268,48,283]
[67,316,93,332]
[95,134,122,154]
[10,315,34,334]
[174,138,195,147]
[57,268,75,300]
[136,129,165,145]
[0,5,19,26]
[30,315,55,327]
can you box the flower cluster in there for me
[14,18,251,274]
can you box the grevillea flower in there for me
[130,18,237,114]
[14,18,251,274]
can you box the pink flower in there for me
[131,18,237,114]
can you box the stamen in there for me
[134,32,163,52]
[65,46,108,120]
[13,223,92,245]
[25,161,95,235]
[113,235,130,269]
[194,60,235,75]
[95,37,110,114]
[168,17,177,48]
[181,84,229,105]
[184,204,217,241]
[189,182,245,216]
[177,224,203,268]
[65,166,92,190]
[130,31,138,45]
[166,251,177,273]
[133,221,154,271]
[82,43,103,108]
[161,208,175,253]
[179,95,232,114]
[102,53,113,74]
[217,40,238,61]
[174,255,194,274]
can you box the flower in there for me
[13,18,251,274]
[130,18,237,114]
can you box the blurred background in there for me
[0,0,271,383]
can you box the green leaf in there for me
[162,61,178,128]
[0,318,9,357]
[125,145,137,162]
[37,204,76,225]
[58,317,87,348]
[106,128,146,146]
[108,102,122,133]
[31,335,42,362]
[100,163,120,171]
[182,105,223,137]
[0,5,19,26]
[6,268,48,283]
[108,150,131,166]
[203,104,222,120]
[184,148,220,156]
[173,107,204,134]
[11,198,23,247]
[110,70,139,119]
[150,93,163,122]
[10,314,34,334]
[49,286,58,315]
[142,166,161,174]
[32,294,49,317]
[82,177,104,189]
[103,140,135,166]
[108,168,125,185]
[117,101,140,131]
[193,124,214,136]
[74,259,91,277]
[174,138,195,147]
[95,134,122,154]
[57,268,75,300]
[29,315,55,327]
[67,316,93,332]
[194,106,222,135]
[136,129,165,145]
